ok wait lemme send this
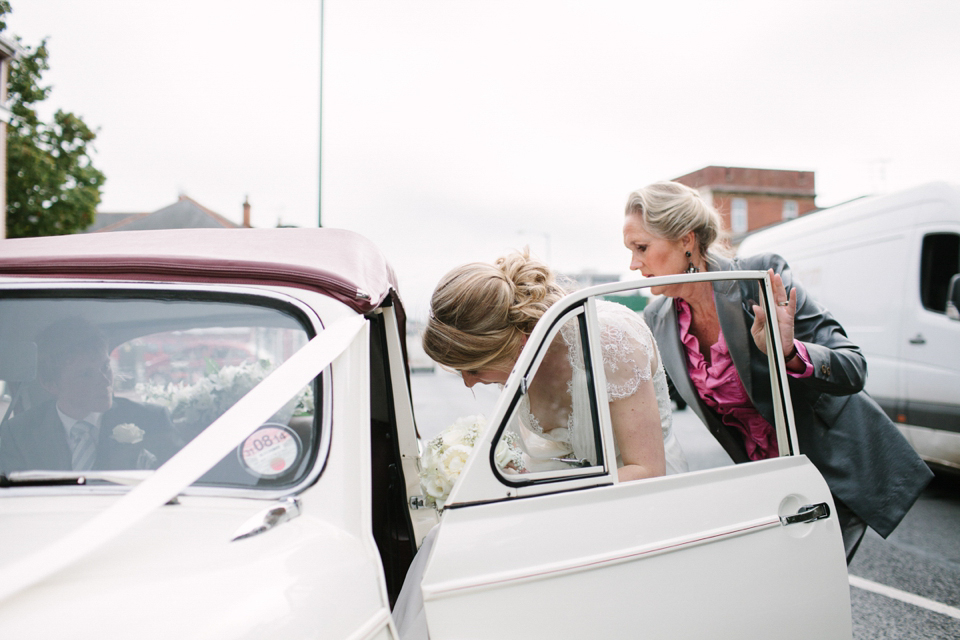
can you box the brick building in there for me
[673,166,817,242]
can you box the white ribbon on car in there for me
[0,314,366,604]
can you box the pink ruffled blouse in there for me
[675,298,811,461]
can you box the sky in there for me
[7,0,960,319]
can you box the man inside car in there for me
[0,318,181,473]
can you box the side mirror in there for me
[947,273,960,321]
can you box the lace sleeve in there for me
[595,301,657,400]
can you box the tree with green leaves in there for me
[3,2,106,238]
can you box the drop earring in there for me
[685,250,699,274]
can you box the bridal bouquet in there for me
[419,415,525,510]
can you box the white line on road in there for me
[849,575,960,620]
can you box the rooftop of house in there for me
[86,195,244,233]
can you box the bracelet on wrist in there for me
[784,343,798,362]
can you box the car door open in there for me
[417,271,852,640]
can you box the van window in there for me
[920,232,960,313]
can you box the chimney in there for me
[242,196,251,228]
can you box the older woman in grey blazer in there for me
[627,181,932,562]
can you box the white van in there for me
[738,181,960,472]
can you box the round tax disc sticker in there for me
[238,424,302,478]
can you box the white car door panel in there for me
[422,456,849,639]
[419,273,852,639]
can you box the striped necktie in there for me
[70,421,97,471]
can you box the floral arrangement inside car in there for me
[136,360,314,441]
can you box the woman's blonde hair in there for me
[423,249,566,372]
[624,181,728,258]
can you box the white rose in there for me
[440,444,473,480]
[440,426,468,449]
[494,438,515,469]
[452,415,484,441]
[417,415,490,510]
[495,432,526,472]
[112,423,145,444]
[420,468,448,501]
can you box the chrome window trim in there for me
[491,305,612,489]
[545,271,798,454]
[481,270,798,495]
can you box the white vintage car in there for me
[0,228,852,639]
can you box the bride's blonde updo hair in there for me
[423,249,567,372]
[624,181,729,259]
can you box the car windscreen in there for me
[0,290,318,491]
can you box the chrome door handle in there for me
[780,502,830,526]
[909,334,926,345]
[231,497,302,541]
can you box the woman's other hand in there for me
[750,269,797,362]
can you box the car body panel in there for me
[424,458,850,639]
[0,229,407,638]
[0,496,387,639]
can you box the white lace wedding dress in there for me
[514,300,688,475]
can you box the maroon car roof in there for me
[0,228,400,314]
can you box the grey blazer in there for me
[644,253,932,538]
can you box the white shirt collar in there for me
[56,406,103,441]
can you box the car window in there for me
[0,291,318,491]
[493,306,609,486]
[920,232,960,313]
[480,273,798,496]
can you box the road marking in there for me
[849,575,960,620]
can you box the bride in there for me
[422,249,687,482]
[393,250,687,639]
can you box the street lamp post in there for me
[318,0,325,227]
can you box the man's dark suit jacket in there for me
[0,397,181,473]
[644,252,933,538]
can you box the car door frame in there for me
[416,271,851,640]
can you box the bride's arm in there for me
[592,302,666,482]
[609,375,666,482]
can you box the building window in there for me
[783,200,798,220]
[731,198,748,233]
